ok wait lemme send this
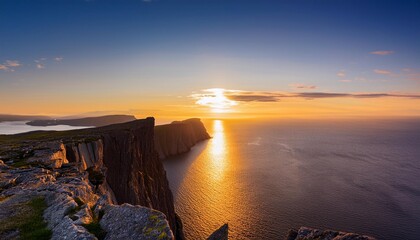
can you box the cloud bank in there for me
[193,89,420,104]
[0,60,21,72]
[289,83,316,89]
[370,50,394,55]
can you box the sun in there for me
[195,88,237,113]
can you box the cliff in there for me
[65,118,183,239]
[0,117,226,239]
[0,118,184,239]
[154,118,210,159]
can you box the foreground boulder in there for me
[100,204,174,240]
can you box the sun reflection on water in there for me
[172,119,252,239]
[209,120,226,180]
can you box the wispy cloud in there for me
[339,79,352,83]
[337,70,346,78]
[0,60,21,72]
[54,57,63,62]
[370,50,394,56]
[289,83,316,89]
[34,58,47,69]
[5,60,20,67]
[192,88,420,105]
[373,69,392,75]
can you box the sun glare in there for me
[195,88,237,113]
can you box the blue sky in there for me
[1,0,419,117]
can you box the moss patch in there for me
[0,197,52,240]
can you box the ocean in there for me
[0,121,92,135]
[163,119,420,240]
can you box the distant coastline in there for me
[26,115,136,127]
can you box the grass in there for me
[0,197,52,240]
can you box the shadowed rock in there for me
[207,223,228,240]
[154,118,210,159]
[286,227,376,240]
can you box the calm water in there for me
[163,119,420,240]
[0,121,92,135]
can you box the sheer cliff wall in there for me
[154,118,210,159]
[65,118,183,239]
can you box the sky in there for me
[1,0,420,120]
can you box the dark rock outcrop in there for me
[286,227,376,240]
[207,224,228,240]
[98,118,181,238]
[154,118,210,159]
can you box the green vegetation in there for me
[158,232,168,239]
[0,197,52,240]
[82,209,106,240]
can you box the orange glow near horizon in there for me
[2,87,420,120]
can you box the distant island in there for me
[26,115,136,127]
[0,114,50,122]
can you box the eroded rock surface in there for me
[100,204,174,240]
[286,227,376,240]
[0,118,184,239]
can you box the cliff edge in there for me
[0,118,188,239]
[154,118,210,159]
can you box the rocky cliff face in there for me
[0,117,221,239]
[0,118,188,239]
[154,118,210,159]
[63,118,183,239]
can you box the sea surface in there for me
[163,119,420,240]
[0,121,92,135]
